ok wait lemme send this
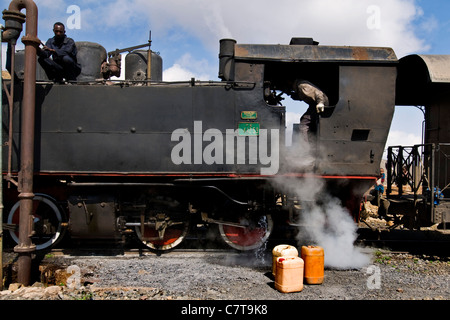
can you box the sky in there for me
[1,0,449,158]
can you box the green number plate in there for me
[238,122,260,136]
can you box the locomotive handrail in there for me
[67,182,176,187]
[100,79,256,88]
[32,78,257,89]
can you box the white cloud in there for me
[418,15,439,34]
[34,0,73,30]
[383,130,422,159]
[84,0,428,56]
[163,64,193,82]
[130,0,429,57]
[385,130,422,147]
[163,53,214,81]
[4,0,432,50]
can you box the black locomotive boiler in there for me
[2,28,398,252]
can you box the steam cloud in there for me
[275,139,371,269]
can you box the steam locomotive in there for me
[2,34,401,252]
[3,21,448,253]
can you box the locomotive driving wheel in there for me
[7,194,66,251]
[135,212,190,251]
[134,194,190,251]
[218,213,273,251]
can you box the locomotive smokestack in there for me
[2,0,39,286]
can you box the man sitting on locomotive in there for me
[37,22,81,82]
[288,79,329,142]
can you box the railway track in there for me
[3,225,448,258]
[2,224,448,303]
[356,228,450,257]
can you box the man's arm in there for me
[52,38,77,60]
[297,81,329,113]
[37,39,53,59]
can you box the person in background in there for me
[38,22,81,82]
[370,167,395,225]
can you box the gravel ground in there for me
[1,245,449,301]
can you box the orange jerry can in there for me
[272,245,298,276]
[301,245,324,285]
[274,256,304,293]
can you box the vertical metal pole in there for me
[387,147,392,196]
[398,147,403,197]
[0,24,4,291]
[5,0,39,286]
[7,43,16,187]
[146,31,152,86]
[430,144,436,225]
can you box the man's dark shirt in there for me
[39,35,78,63]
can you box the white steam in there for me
[276,140,371,269]
[300,189,370,269]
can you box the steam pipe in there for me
[3,0,40,286]
[6,44,17,187]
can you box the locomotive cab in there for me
[219,37,397,176]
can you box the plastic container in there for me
[274,256,304,293]
[272,245,298,276]
[301,245,324,285]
